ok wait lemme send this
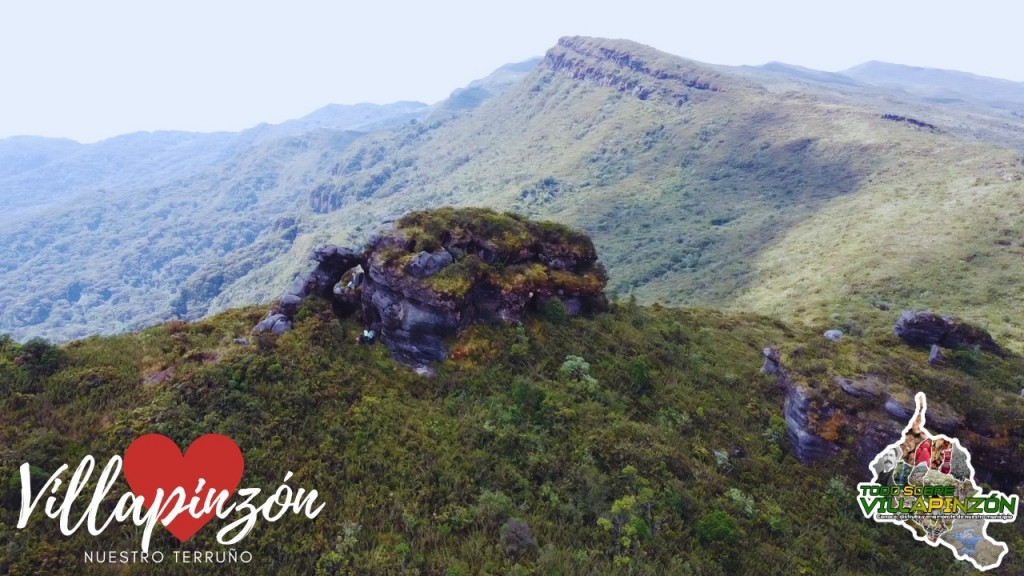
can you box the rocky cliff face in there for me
[257,208,607,366]
[544,36,722,105]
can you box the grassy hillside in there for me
[2,299,1023,575]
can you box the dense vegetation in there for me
[0,103,428,343]
[2,298,1022,574]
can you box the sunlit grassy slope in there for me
[733,152,1024,352]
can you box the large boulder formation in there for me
[761,347,843,462]
[894,310,1002,355]
[360,208,607,365]
[257,208,607,367]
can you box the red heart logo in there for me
[123,434,244,542]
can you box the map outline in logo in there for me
[857,392,1018,572]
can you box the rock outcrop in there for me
[360,208,607,365]
[760,346,1022,491]
[255,245,366,330]
[783,383,842,462]
[760,346,842,462]
[894,310,1002,355]
[257,208,608,367]
[881,114,937,131]
[544,36,721,105]
[760,347,782,375]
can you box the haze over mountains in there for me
[2,37,1023,351]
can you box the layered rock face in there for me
[544,36,722,105]
[761,343,1022,492]
[257,208,607,366]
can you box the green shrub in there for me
[475,490,515,527]
[19,338,65,380]
[627,358,652,396]
[540,298,569,325]
[695,510,739,543]
[560,355,598,390]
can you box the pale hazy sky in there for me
[1,0,1020,142]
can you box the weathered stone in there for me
[355,209,606,366]
[562,297,583,316]
[784,384,841,462]
[894,310,950,346]
[761,347,782,375]
[894,310,1001,355]
[928,344,943,366]
[270,317,292,334]
[823,329,843,341]
[254,313,292,335]
[404,250,453,278]
[835,376,883,400]
[759,344,1018,491]
[883,396,915,422]
[256,209,607,367]
[279,294,303,317]
[287,276,309,298]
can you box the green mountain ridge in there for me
[2,36,1024,357]
[278,37,1024,352]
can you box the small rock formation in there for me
[894,310,1002,355]
[834,375,883,400]
[784,383,842,462]
[883,396,914,421]
[760,346,842,461]
[823,329,843,342]
[928,344,943,366]
[255,313,292,335]
[761,347,782,375]
[881,113,937,131]
[256,208,608,367]
[255,245,366,333]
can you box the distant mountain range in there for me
[0,101,429,223]
[842,60,1024,111]
[1,39,1022,353]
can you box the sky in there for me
[1,0,1022,142]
